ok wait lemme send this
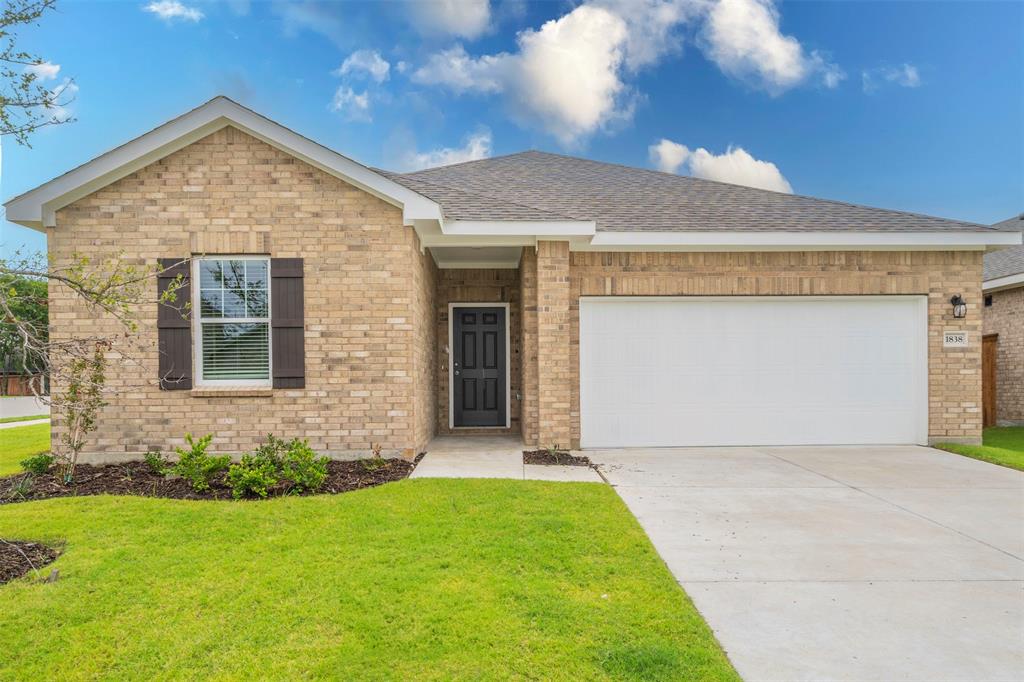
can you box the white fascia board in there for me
[581,230,1023,251]
[441,219,595,236]
[4,97,441,231]
[983,272,1024,292]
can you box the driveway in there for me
[592,445,1024,681]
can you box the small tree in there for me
[55,341,105,482]
[1,0,75,146]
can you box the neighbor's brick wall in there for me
[520,249,984,447]
[983,286,1024,424]
[412,235,439,450]
[50,126,427,459]
[435,268,521,435]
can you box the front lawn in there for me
[934,426,1024,471]
[0,479,738,680]
[0,422,50,476]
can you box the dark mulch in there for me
[0,458,417,505]
[0,540,60,585]
[523,450,593,467]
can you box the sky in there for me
[2,0,1022,256]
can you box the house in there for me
[982,214,1024,426]
[4,97,1020,459]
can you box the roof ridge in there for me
[422,148,994,231]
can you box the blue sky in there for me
[2,0,1022,256]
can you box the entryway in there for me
[412,436,602,482]
[449,304,509,428]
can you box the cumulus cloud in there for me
[335,49,390,83]
[24,61,60,81]
[413,0,841,144]
[700,0,841,94]
[330,86,371,122]
[409,0,491,39]
[144,0,204,22]
[400,129,493,171]
[862,63,921,93]
[414,5,632,145]
[649,138,792,193]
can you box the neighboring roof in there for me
[4,97,441,230]
[389,150,998,233]
[984,214,1024,282]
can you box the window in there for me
[984,295,993,308]
[194,257,271,386]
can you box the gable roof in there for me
[4,97,441,230]
[388,150,997,234]
[984,214,1024,283]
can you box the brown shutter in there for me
[271,258,305,389]
[157,258,192,390]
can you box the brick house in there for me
[982,215,1024,426]
[5,98,1020,459]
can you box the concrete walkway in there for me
[592,445,1024,681]
[0,418,49,429]
[412,436,603,482]
[0,396,49,420]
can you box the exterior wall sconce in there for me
[950,294,967,319]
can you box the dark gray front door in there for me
[453,306,506,427]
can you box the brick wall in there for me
[435,268,521,435]
[412,237,439,451]
[983,286,1024,424]
[519,247,538,446]
[535,241,573,448]
[50,126,429,460]
[521,248,984,447]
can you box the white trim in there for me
[982,272,1024,292]
[192,256,273,388]
[580,230,1022,251]
[4,97,442,230]
[442,220,595,236]
[447,302,512,430]
[578,295,929,447]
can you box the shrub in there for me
[173,433,229,492]
[144,450,171,475]
[20,453,54,475]
[280,438,328,493]
[251,434,289,468]
[7,473,34,500]
[227,454,279,499]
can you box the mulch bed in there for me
[523,450,593,467]
[0,540,60,585]
[0,458,418,505]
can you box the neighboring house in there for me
[982,214,1024,426]
[4,97,1020,459]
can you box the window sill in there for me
[190,387,273,398]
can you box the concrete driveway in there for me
[591,445,1024,682]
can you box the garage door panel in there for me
[580,297,927,448]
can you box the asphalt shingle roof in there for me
[984,214,1024,281]
[387,150,997,233]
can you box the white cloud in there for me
[400,129,492,171]
[414,5,632,145]
[649,138,792,192]
[144,0,204,22]
[700,0,841,93]
[409,0,491,39]
[862,63,921,93]
[335,49,390,83]
[24,61,60,81]
[330,86,371,122]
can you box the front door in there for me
[983,334,998,428]
[452,306,506,427]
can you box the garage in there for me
[579,296,929,448]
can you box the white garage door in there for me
[579,297,928,448]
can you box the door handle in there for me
[454,370,460,376]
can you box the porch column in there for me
[519,247,539,446]
[536,240,573,448]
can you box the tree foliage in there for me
[1,0,73,146]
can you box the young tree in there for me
[1,0,74,146]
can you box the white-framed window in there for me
[193,256,272,386]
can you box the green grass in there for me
[934,426,1024,471]
[0,414,48,424]
[0,422,50,476]
[0,480,738,681]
